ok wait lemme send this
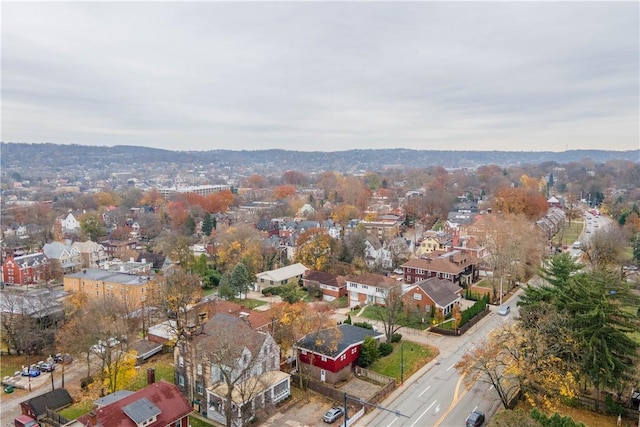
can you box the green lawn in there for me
[59,400,94,420]
[0,354,30,378]
[474,279,493,289]
[368,341,437,381]
[553,220,584,247]
[360,305,428,330]
[228,298,267,309]
[189,415,215,426]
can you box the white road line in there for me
[386,416,398,427]
[446,363,455,372]
[418,385,431,397]
[487,384,494,391]
[470,344,476,350]
[411,400,436,427]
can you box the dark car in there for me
[54,353,73,364]
[322,406,345,423]
[466,410,485,427]
[37,362,55,372]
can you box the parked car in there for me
[466,410,485,427]
[498,306,511,316]
[323,406,345,423]
[36,362,55,372]
[54,353,73,364]
[107,337,120,347]
[21,368,40,377]
[90,343,106,355]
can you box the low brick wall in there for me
[430,307,491,336]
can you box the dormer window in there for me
[122,398,161,427]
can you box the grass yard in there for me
[229,297,267,310]
[360,305,428,330]
[553,220,584,247]
[368,341,438,382]
[59,400,94,420]
[0,354,31,378]
[474,279,493,289]
[514,400,623,427]
[189,415,215,426]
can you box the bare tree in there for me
[153,268,203,331]
[372,286,405,344]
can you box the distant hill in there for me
[1,142,638,172]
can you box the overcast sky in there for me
[2,1,638,153]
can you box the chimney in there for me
[88,412,97,426]
[147,367,156,385]
[198,312,207,325]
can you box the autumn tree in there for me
[152,232,193,267]
[140,188,166,210]
[370,286,405,344]
[581,227,627,270]
[203,190,234,214]
[283,170,308,186]
[94,191,122,209]
[155,268,203,331]
[493,186,549,220]
[272,185,296,200]
[294,228,335,271]
[215,224,263,275]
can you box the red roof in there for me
[76,380,191,427]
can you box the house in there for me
[20,388,73,422]
[403,277,463,316]
[359,215,402,240]
[71,240,109,268]
[302,270,346,301]
[401,250,478,287]
[294,324,384,384]
[2,253,50,286]
[63,268,157,311]
[174,313,290,426]
[75,379,192,427]
[416,231,452,256]
[42,241,82,274]
[135,252,172,272]
[59,211,82,232]
[346,273,401,308]
[255,262,307,291]
[99,239,139,258]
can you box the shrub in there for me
[391,333,402,343]
[344,314,352,325]
[378,342,393,357]
[357,336,380,368]
[354,321,373,330]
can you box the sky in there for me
[1,1,639,153]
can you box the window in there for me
[376,287,383,293]
[413,293,422,301]
[196,382,204,394]
[178,356,184,367]
[178,375,185,386]
[351,348,357,354]
[197,364,202,375]
[321,356,327,362]
[349,283,357,288]
[362,285,368,289]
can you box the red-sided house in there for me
[294,324,384,384]
[401,250,478,287]
[402,277,463,316]
[302,270,346,301]
[2,253,50,286]
[76,379,191,427]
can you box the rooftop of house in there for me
[65,268,153,285]
[295,324,384,358]
[345,273,399,289]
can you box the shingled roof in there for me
[295,324,384,359]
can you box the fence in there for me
[44,409,70,427]
[430,307,490,336]
[354,366,395,386]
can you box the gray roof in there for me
[94,390,135,408]
[65,268,152,286]
[295,324,384,359]
[412,277,462,307]
[122,397,161,424]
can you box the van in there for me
[572,241,581,249]
[15,415,38,427]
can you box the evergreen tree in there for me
[202,214,214,237]
[229,262,251,299]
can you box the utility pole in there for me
[342,392,409,427]
[400,343,404,385]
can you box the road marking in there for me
[410,400,436,427]
[435,403,441,413]
[386,416,397,427]
[446,363,455,372]
[487,384,494,391]
[434,374,468,427]
[418,385,431,397]
[470,344,476,351]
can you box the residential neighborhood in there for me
[1,147,639,427]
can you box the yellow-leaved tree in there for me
[294,228,335,271]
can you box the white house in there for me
[255,263,308,291]
[346,273,402,308]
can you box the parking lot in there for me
[262,390,360,427]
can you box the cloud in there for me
[1,2,638,152]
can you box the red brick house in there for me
[401,250,478,287]
[76,379,191,427]
[294,324,384,384]
[302,270,346,301]
[403,277,463,316]
[2,253,50,286]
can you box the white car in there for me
[498,306,511,316]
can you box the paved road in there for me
[347,288,523,427]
